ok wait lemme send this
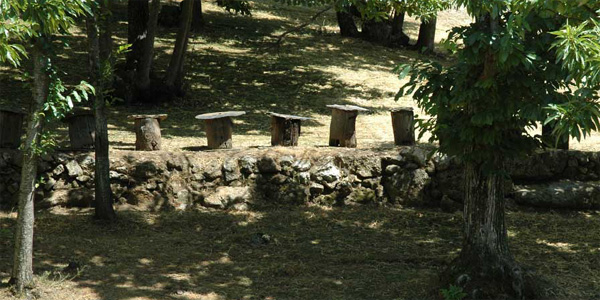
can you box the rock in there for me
[40,188,94,208]
[52,164,65,176]
[292,159,311,172]
[239,156,257,174]
[65,160,83,178]
[109,170,123,180]
[134,161,161,179]
[203,186,251,209]
[222,159,241,183]
[345,187,378,205]
[76,175,91,183]
[44,177,56,191]
[382,155,406,167]
[314,162,340,183]
[203,161,222,181]
[279,155,294,167]
[399,146,431,167]
[270,174,288,185]
[513,180,600,209]
[176,190,190,203]
[309,183,325,195]
[383,168,430,205]
[384,164,400,175]
[78,155,95,169]
[231,202,249,211]
[508,150,567,182]
[297,172,310,184]
[258,156,280,173]
[440,195,461,213]
[404,163,419,170]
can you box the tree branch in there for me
[272,5,332,48]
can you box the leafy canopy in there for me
[398,0,600,167]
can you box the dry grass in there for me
[0,207,598,300]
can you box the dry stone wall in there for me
[0,147,599,211]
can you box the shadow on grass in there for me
[1,206,599,299]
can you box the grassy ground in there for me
[0,207,599,300]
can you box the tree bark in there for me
[126,0,149,70]
[414,17,436,53]
[390,10,410,46]
[11,42,49,293]
[271,117,301,146]
[336,10,359,37]
[205,118,234,149]
[191,0,204,31]
[443,160,527,299]
[165,0,194,93]
[87,3,116,221]
[135,0,161,92]
[134,118,162,150]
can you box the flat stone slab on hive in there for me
[268,112,312,121]
[0,108,26,115]
[326,104,369,112]
[391,107,414,112]
[128,114,168,121]
[195,111,246,120]
[65,107,94,119]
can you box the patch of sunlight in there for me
[174,291,226,300]
[536,239,577,253]
[237,276,253,287]
[417,238,443,244]
[507,230,517,237]
[166,273,192,282]
[89,256,106,267]
[138,258,152,265]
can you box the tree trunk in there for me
[336,10,359,37]
[126,0,149,70]
[443,160,529,299]
[135,0,161,92]
[11,42,49,293]
[443,13,534,300]
[191,0,204,31]
[390,10,409,46]
[87,3,116,221]
[414,17,436,53]
[165,0,194,93]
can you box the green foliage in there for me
[440,285,467,300]
[398,1,600,168]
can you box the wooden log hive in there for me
[128,114,168,151]
[327,104,368,148]
[196,111,245,149]
[65,107,96,150]
[0,108,25,149]
[391,107,415,146]
[269,112,312,146]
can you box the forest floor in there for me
[1,0,598,151]
[0,206,599,300]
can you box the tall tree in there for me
[192,0,204,31]
[165,0,194,94]
[135,0,161,93]
[87,0,116,221]
[414,16,436,53]
[0,0,93,292]
[399,1,600,298]
[126,0,149,70]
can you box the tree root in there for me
[441,255,539,300]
